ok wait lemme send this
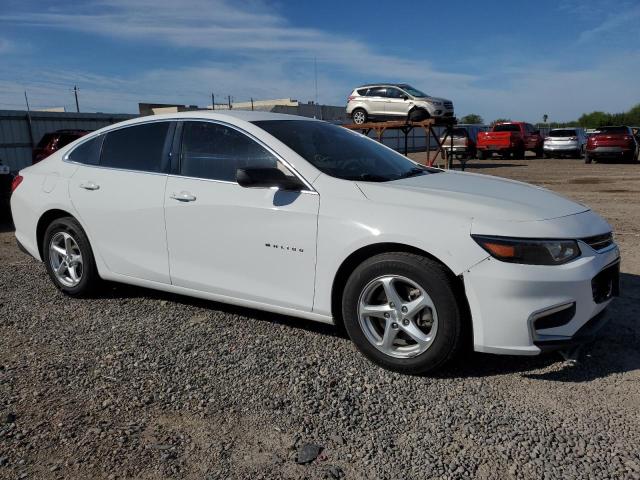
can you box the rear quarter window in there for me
[68,135,104,165]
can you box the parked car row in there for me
[439,123,639,163]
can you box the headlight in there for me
[429,101,443,106]
[472,235,581,265]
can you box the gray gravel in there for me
[1,161,640,480]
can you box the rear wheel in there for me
[342,252,464,374]
[42,217,100,297]
[585,153,592,164]
[352,109,368,125]
[477,150,489,160]
[514,147,526,159]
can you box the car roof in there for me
[97,110,319,131]
[356,83,411,88]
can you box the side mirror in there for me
[236,167,304,191]
[402,95,409,101]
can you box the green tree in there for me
[459,113,484,124]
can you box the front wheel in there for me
[408,108,429,122]
[584,153,592,164]
[42,217,100,297]
[342,252,464,374]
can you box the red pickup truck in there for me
[476,122,544,159]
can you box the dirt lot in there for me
[1,158,639,479]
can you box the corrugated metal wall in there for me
[0,110,136,171]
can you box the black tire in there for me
[534,147,543,159]
[514,147,526,159]
[408,108,429,122]
[351,108,368,125]
[341,252,464,374]
[584,153,592,164]
[544,152,552,159]
[477,150,489,160]
[42,216,100,297]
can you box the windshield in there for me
[493,124,521,132]
[254,120,438,182]
[399,85,428,98]
[549,129,577,137]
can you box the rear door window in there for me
[100,122,172,173]
[366,87,386,97]
[494,124,521,132]
[69,135,103,165]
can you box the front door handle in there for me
[80,182,100,191]
[169,191,197,202]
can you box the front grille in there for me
[582,232,613,251]
[592,261,620,303]
[444,101,453,109]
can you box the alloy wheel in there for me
[357,275,438,358]
[49,231,83,287]
[353,111,366,124]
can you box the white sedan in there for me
[10,111,620,374]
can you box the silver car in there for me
[346,83,454,124]
[543,128,586,158]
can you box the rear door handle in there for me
[169,191,197,202]
[80,182,100,191]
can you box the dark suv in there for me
[585,126,639,163]
[33,129,91,164]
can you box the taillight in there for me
[568,136,577,140]
[11,175,23,193]
[624,135,633,141]
[347,95,355,102]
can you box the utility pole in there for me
[228,95,232,109]
[251,97,254,111]
[24,91,35,149]
[211,93,215,110]
[314,57,318,119]
[73,85,80,113]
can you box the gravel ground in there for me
[1,158,639,479]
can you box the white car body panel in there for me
[69,166,171,283]
[164,176,319,311]
[10,111,619,357]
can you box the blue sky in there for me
[0,0,638,122]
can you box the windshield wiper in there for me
[343,173,391,182]
[396,167,427,179]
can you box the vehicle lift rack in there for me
[343,117,461,169]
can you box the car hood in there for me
[357,170,588,222]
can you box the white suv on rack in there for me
[346,83,454,124]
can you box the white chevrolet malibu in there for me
[11,111,620,374]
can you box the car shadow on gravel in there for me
[101,272,640,381]
[101,282,344,339]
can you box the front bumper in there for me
[463,241,620,355]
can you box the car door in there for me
[365,87,388,116]
[164,120,320,311]
[384,87,410,116]
[69,121,174,283]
